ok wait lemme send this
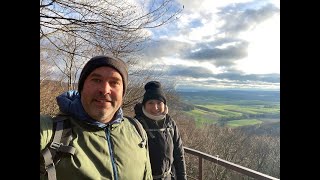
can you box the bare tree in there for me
[122,57,179,115]
[40,0,183,94]
[40,51,55,85]
[122,65,160,115]
[42,33,92,90]
[40,0,183,56]
[174,118,280,179]
[92,25,151,57]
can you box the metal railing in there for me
[184,147,279,180]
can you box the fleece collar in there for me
[142,105,168,121]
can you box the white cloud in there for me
[140,0,280,90]
[178,0,252,12]
[236,13,280,74]
[162,57,224,74]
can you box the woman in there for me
[134,81,187,180]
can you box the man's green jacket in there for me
[40,115,153,180]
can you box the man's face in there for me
[81,66,123,123]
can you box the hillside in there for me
[176,90,280,132]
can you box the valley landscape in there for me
[177,90,280,132]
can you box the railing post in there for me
[199,157,203,180]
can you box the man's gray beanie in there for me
[78,55,128,96]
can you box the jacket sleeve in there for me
[143,127,153,180]
[40,114,53,151]
[172,119,187,180]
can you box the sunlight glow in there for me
[236,14,280,74]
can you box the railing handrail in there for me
[184,146,279,180]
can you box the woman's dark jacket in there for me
[134,103,187,180]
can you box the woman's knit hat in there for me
[142,81,166,105]
[78,55,128,96]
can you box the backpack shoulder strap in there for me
[40,114,76,180]
[166,116,175,137]
[125,116,147,148]
[133,116,156,139]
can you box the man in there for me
[40,55,153,180]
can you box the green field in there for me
[186,109,219,127]
[226,119,262,127]
[178,90,280,128]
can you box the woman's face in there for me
[144,99,165,116]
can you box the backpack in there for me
[40,114,146,180]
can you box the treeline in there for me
[172,111,280,179]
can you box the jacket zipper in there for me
[105,126,118,180]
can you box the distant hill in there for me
[177,90,280,105]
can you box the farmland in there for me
[178,90,280,128]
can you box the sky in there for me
[134,0,280,91]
